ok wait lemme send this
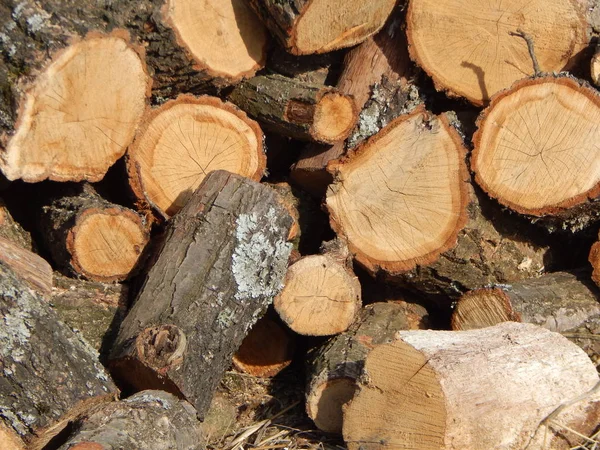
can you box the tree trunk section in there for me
[57,391,202,450]
[109,170,293,419]
[343,322,600,450]
[0,236,52,297]
[0,261,118,450]
[306,301,429,434]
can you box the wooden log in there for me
[343,322,600,450]
[57,391,202,450]
[0,261,118,450]
[232,313,296,378]
[451,270,600,333]
[247,0,397,55]
[229,74,358,144]
[0,197,33,251]
[127,95,266,218]
[589,230,600,287]
[109,171,293,419]
[306,301,429,434]
[326,107,470,277]
[406,0,589,105]
[40,185,149,282]
[472,76,600,232]
[592,49,600,86]
[267,47,341,85]
[290,12,415,196]
[0,236,52,297]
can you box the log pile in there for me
[2,0,600,449]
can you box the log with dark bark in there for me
[343,322,600,450]
[40,185,149,282]
[230,74,357,144]
[57,391,202,450]
[247,0,397,55]
[306,301,429,433]
[109,170,293,419]
[0,261,118,450]
[0,236,52,297]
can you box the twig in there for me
[509,28,542,76]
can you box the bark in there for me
[0,261,118,450]
[109,170,293,419]
[0,197,32,251]
[343,322,600,450]
[267,47,342,85]
[57,391,202,450]
[0,236,52,297]
[40,185,149,282]
[306,301,429,433]
[229,73,357,144]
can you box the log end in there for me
[311,92,358,144]
[451,288,520,331]
[306,377,357,434]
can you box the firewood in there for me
[0,261,118,450]
[326,108,470,277]
[247,0,397,55]
[451,270,600,334]
[291,12,414,196]
[232,313,296,378]
[0,237,52,297]
[589,230,600,287]
[127,95,266,218]
[406,0,589,105]
[267,48,341,85]
[343,322,600,450]
[592,49,600,86]
[306,301,429,434]
[57,391,202,450]
[0,197,33,251]
[40,185,149,282]
[274,240,361,336]
[0,31,150,182]
[229,74,358,144]
[110,171,293,419]
[472,76,600,232]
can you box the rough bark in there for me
[57,391,202,450]
[247,0,397,55]
[343,322,600,450]
[0,261,118,450]
[267,47,342,85]
[0,236,52,297]
[0,197,32,251]
[109,170,293,419]
[306,301,429,434]
[40,185,149,282]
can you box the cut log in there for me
[589,230,600,287]
[40,186,149,282]
[0,197,33,251]
[326,108,469,275]
[290,13,415,196]
[451,270,600,333]
[110,171,293,419]
[0,31,150,182]
[343,322,600,450]
[232,313,296,378]
[57,391,202,450]
[127,95,266,218]
[406,0,589,105]
[274,245,361,336]
[0,261,117,450]
[306,301,429,434]
[247,0,397,55]
[229,74,357,144]
[472,77,600,232]
[0,237,52,297]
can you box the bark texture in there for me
[0,198,32,251]
[110,170,293,419]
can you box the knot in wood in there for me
[137,325,186,371]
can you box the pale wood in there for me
[407,0,589,105]
[127,95,265,218]
[472,77,600,231]
[343,322,600,450]
[592,50,600,86]
[326,108,469,275]
[0,237,52,297]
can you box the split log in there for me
[274,242,361,336]
[57,391,202,450]
[40,186,149,282]
[127,95,266,218]
[110,170,293,419]
[290,13,415,196]
[406,0,589,105]
[0,197,33,251]
[472,76,600,232]
[451,270,600,333]
[0,261,117,450]
[306,301,429,434]
[326,107,470,276]
[0,236,52,296]
[232,313,296,378]
[229,74,358,144]
[247,0,397,55]
[343,322,600,450]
